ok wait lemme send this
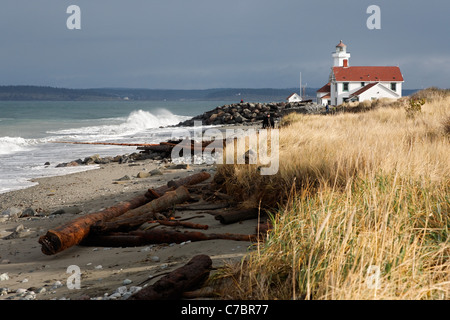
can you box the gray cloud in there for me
[0,0,448,89]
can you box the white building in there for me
[286,93,302,103]
[317,41,404,106]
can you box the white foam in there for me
[0,137,40,155]
[47,109,191,139]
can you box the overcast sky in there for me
[0,0,448,89]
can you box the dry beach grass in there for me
[212,89,450,299]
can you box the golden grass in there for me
[212,89,450,300]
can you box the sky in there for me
[0,0,448,90]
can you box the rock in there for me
[116,286,128,295]
[151,256,160,262]
[149,169,163,176]
[52,281,63,289]
[3,224,27,240]
[84,154,101,165]
[1,207,22,219]
[0,273,9,281]
[123,279,132,285]
[137,171,150,178]
[16,288,27,295]
[116,175,131,181]
[50,206,81,215]
[44,162,50,166]
[209,113,218,122]
[21,207,36,217]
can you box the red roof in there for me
[333,66,403,82]
[321,94,331,99]
[336,40,346,48]
[317,83,331,93]
[349,82,379,97]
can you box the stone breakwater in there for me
[176,101,323,126]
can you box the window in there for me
[343,82,349,92]
[361,82,365,87]
[391,83,397,91]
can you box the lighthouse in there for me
[332,40,351,67]
[317,40,404,106]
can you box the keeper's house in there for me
[317,41,404,106]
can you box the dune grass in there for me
[211,89,450,300]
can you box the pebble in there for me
[0,273,9,281]
[115,286,127,295]
[122,279,132,285]
[52,281,63,289]
[16,288,27,295]
[95,265,103,270]
[37,287,46,294]
[151,256,160,262]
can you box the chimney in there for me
[343,59,348,68]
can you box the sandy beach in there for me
[0,155,258,300]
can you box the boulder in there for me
[1,207,22,219]
[150,169,164,176]
[137,171,150,178]
[21,207,37,217]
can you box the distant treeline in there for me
[0,85,420,102]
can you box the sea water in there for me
[0,100,226,194]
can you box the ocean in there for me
[0,100,226,194]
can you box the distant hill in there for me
[0,85,421,102]
[0,86,118,101]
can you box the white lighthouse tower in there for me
[332,40,351,67]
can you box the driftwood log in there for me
[128,254,212,300]
[142,220,209,230]
[91,187,191,234]
[145,171,211,199]
[215,208,259,225]
[38,194,151,255]
[38,172,211,255]
[81,228,256,247]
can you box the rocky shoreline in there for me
[176,101,323,126]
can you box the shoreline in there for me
[0,122,264,300]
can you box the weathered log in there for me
[52,141,161,147]
[91,187,191,234]
[38,194,151,255]
[81,228,256,247]
[173,202,231,211]
[38,172,211,255]
[145,220,209,230]
[145,171,211,199]
[128,255,212,300]
[166,171,211,189]
[138,144,174,153]
[215,208,259,225]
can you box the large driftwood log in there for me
[145,171,211,199]
[128,255,212,300]
[38,172,211,255]
[38,194,151,255]
[143,220,209,230]
[215,208,259,225]
[81,228,256,247]
[91,187,191,234]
